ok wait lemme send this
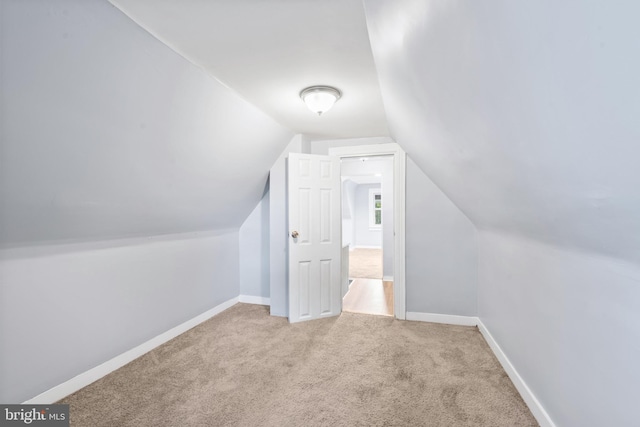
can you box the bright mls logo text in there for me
[1,405,69,426]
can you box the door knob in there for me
[291,231,299,238]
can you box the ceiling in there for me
[109,0,389,140]
[343,175,381,185]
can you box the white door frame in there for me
[329,143,406,320]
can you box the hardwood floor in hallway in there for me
[342,278,394,317]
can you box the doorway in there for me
[329,143,406,320]
[340,156,393,316]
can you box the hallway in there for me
[343,278,394,317]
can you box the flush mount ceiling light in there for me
[300,85,342,116]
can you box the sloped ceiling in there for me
[109,0,389,140]
[6,0,638,261]
[0,0,293,247]
[364,0,640,263]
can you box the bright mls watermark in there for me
[0,405,68,426]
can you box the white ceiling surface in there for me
[110,0,389,140]
[343,176,381,185]
[342,157,383,184]
[365,0,640,263]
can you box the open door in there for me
[288,153,342,323]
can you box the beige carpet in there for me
[349,248,383,279]
[61,304,537,426]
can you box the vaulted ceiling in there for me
[4,0,638,265]
[109,0,640,263]
[364,0,640,263]
[109,0,389,140]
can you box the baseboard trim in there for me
[406,311,479,326]
[23,296,239,404]
[382,276,394,282]
[239,295,270,306]
[477,320,556,427]
[352,245,382,250]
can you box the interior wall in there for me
[0,0,292,403]
[478,230,640,427]
[310,136,390,155]
[406,157,477,315]
[364,0,640,263]
[341,180,358,247]
[353,184,382,248]
[1,0,293,247]
[239,184,270,299]
[0,231,239,404]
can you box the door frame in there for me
[329,143,406,320]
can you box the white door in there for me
[288,153,342,323]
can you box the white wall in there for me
[406,158,477,315]
[353,184,382,248]
[341,180,357,247]
[1,0,292,247]
[478,230,640,427]
[0,0,291,404]
[310,136,390,155]
[0,231,239,403]
[364,0,640,264]
[239,185,270,300]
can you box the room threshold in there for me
[342,278,394,317]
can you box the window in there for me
[369,189,382,229]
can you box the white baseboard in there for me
[406,311,479,326]
[239,295,270,306]
[382,275,394,281]
[352,245,382,250]
[23,296,239,404]
[477,320,556,427]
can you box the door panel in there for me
[320,259,332,314]
[298,261,311,318]
[320,189,332,242]
[288,153,341,323]
[298,188,311,245]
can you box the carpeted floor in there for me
[61,304,538,427]
[349,247,383,279]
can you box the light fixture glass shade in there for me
[300,86,342,115]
